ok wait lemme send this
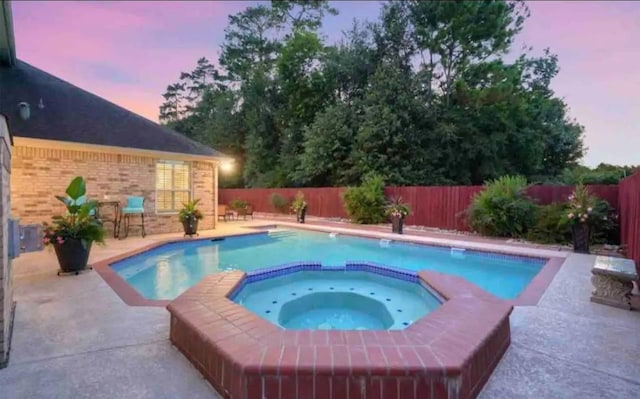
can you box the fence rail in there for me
[219,184,619,232]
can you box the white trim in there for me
[155,160,193,214]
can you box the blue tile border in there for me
[228,261,423,300]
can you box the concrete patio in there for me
[0,220,639,398]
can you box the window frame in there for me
[155,160,193,214]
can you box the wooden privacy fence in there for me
[219,184,619,231]
[618,173,640,273]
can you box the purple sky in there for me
[11,1,640,166]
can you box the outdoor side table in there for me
[97,200,121,239]
[591,256,638,310]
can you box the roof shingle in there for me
[0,60,225,158]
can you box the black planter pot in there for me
[392,217,404,234]
[572,224,590,254]
[54,239,92,274]
[182,216,199,237]
[297,208,307,224]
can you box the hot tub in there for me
[231,268,441,330]
[167,262,514,399]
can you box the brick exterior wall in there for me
[0,116,12,367]
[11,145,217,235]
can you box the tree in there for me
[159,0,587,188]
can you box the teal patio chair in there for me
[120,196,146,239]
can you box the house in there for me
[0,2,231,236]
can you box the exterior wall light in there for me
[220,160,234,173]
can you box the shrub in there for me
[467,175,536,238]
[591,199,619,245]
[229,199,248,211]
[343,174,386,224]
[269,193,290,213]
[527,203,571,244]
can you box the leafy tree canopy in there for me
[160,0,588,188]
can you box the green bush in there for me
[527,203,571,244]
[589,199,620,245]
[467,175,536,238]
[269,193,290,213]
[343,174,387,224]
[229,199,248,211]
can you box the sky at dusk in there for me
[10,1,640,167]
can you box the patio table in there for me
[96,200,121,238]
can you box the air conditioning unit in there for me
[8,218,20,259]
[19,224,43,253]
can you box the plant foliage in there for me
[385,197,410,219]
[269,192,290,213]
[290,191,307,215]
[343,174,387,224]
[230,199,249,211]
[467,175,536,237]
[179,199,204,222]
[160,1,585,188]
[43,177,106,246]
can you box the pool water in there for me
[111,229,545,300]
[232,271,440,330]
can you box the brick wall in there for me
[0,116,12,367]
[11,145,217,235]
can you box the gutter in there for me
[0,0,16,67]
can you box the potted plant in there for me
[179,199,204,237]
[43,176,106,275]
[564,184,599,253]
[291,191,308,223]
[230,199,249,219]
[385,197,410,234]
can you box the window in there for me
[155,161,191,212]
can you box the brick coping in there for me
[94,225,563,307]
[167,268,513,399]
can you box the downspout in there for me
[0,0,16,67]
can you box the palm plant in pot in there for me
[179,199,204,237]
[386,197,410,234]
[563,184,600,253]
[43,176,106,275]
[291,191,307,223]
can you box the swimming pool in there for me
[110,228,546,300]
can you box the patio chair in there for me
[120,196,146,238]
[218,204,235,222]
[238,205,253,220]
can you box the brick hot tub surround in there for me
[167,263,513,399]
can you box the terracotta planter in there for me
[182,216,199,237]
[54,239,92,273]
[572,224,590,254]
[392,217,404,234]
